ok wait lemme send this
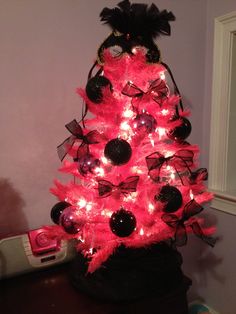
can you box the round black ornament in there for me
[50,201,71,225]
[104,138,132,165]
[77,154,100,176]
[134,113,157,133]
[168,117,192,142]
[110,208,136,237]
[86,76,112,103]
[155,185,183,213]
[60,207,85,235]
[98,33,161,64]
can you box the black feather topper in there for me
[100,0,175,39]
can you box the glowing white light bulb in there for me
[101,156,109,164]
[78,236,85,243]
[101,209,113,217]
[94,167,105,177]
[190,190,194,200]
[124,193,137,202]
[165,151,173,158]
[123,108,134,118]
[118,131,132,141]
[120,121,131,131]
[86,203,92,211]
[148,203,155,213]
[161,109,169,116]
[148,134,155,147]
[160,72,166,80]
[158,127,166,138]
[77,198,86,208]
[131,166,144,174]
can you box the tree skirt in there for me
[69,242,190,302]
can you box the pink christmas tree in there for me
[49,0,215,275]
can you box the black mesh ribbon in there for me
[189,168,208,184]
[57,119,102,161]
[122,79,169,107]
[146,149,194,184]
[162,199,216,247]
[98,176,139,197]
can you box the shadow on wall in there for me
[196,211,225,286]
[180,210,223,302]
[0,178,28,238]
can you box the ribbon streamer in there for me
[146,149,194,184]
[97,176,139,197]
[161,62,183,113]
[57,119,102,161]
[162,199,216,247]
[122,79,169,107]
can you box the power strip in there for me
[0,228,76,279]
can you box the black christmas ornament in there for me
[60,207,86,235]
[50,201,71,225]
[155,185,183,213]
[168,117,192,142]
[86,75,112,103]
[76,154,100,176]
[104,138,132,165]
[98,0,175,63]
[110,208,136,237]
[98,33,161,64]
[133,112,157,133]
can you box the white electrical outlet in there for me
[0,228,76,279]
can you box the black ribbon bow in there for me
[162,199,216,247]
[146,149,194,184]
[122,79,169,107]
[100,1,175,39]
[57,119,102,161]
[189,168,208,184]
[97,176,139,197]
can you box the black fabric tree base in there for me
[69,242,191,305]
